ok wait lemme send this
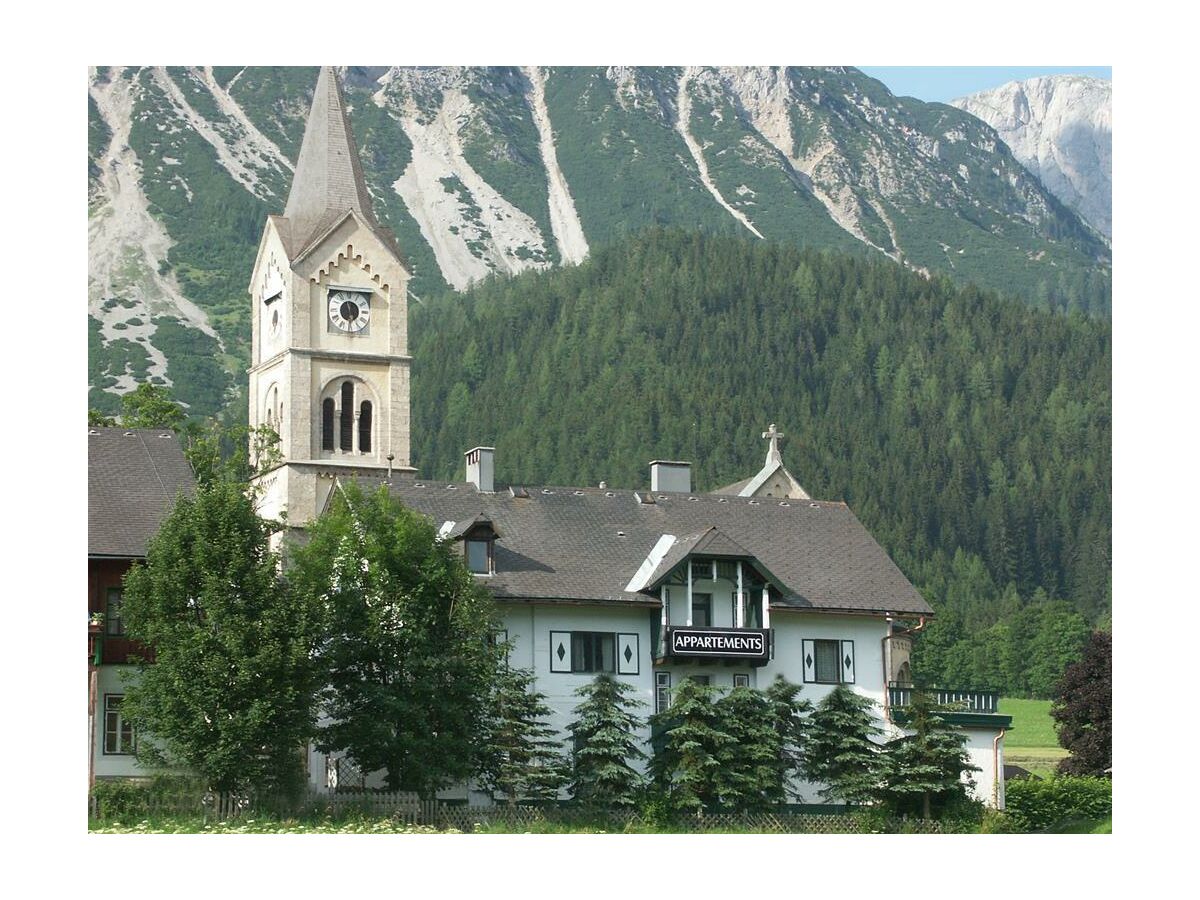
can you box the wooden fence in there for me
[90,787,947,833]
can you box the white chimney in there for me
[649,460,691,493]
[465,447,495,493]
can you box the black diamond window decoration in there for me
[556,642,566,661]
[624,644,633,663]
[844,654,852,669]
[805,653,813,668]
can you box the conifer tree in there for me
[877,690,977,818]
[713,686,783,811]
[567,674,646,807]
[649,678,732,813]
[803,685,882,805]
[478,666,570,804]
[762,675,813,797]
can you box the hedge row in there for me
[1004,776,1111,831]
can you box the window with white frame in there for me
[103,695,135,755]
[733,673,750,689]
[655,671,672,714]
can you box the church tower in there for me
[248,66,416,527]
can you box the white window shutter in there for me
[617,633,639,675]
[841,640,856,684]
[549,631,572,673]
[802,639,816,683]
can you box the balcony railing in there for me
[887,684,1000,714]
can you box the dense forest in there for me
[410,230,1111,696]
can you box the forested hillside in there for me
[88,66,1111,420]
[410,230,1111,695]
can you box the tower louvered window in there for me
[359,401,372,452]
[322,398,335,451]
[340,382,354,451]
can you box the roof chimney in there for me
[465,447,495,493]
[649,460,691,493]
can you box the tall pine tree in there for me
[567,674,646,807]
[803,685,882,805]
[649,678,732,813]
[478,666,570,804]
[877,690,977,818]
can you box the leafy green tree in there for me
[89,408,117,427]
[803,685,882,805]
[120,382,187,431]
[288,482,500,797]
[713,686,783,811]
[120,480,321,797]
[567,673,646,807]
[478,665,570,803]
[649,678,732,813]
[1052,631,1111,776]
[876,690,977,818]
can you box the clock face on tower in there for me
[328,290,371,334]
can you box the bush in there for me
[1004,775,1111,832]
[89,775,206,820]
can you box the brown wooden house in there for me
[88,427,195,785]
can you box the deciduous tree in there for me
[120,481,321,797]
[1052,630,1112,776]
[288,482,500,798]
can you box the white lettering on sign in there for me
[669,629,767,657]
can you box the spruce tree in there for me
[649,678,732,813]
[877,690,977,818]
[713,686,783,811]
[803,685,882,805]
[478,666,570,804]
[567,674,646,807]
[762,675,813,799]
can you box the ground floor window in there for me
[733,673,750,689]
[103,695,135,755]
[655,671,671,714]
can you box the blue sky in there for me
[858,67,1112,103]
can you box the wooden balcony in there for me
[887,684,1012,729]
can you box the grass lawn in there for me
[1000,697,1068,778]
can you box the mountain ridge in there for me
[88,66,1112,419]
[951,75,1111,239]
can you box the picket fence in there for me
[89,787,947,833]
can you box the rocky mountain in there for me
[951,75,1111,239]
[88,66,1112,419]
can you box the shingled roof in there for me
[88,428,196,558]
[280,67,406,266]
[336,475,932,616]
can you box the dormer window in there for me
[466,539,493,575]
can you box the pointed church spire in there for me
[283,66,381,254]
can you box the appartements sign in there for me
[668,627,770,661]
